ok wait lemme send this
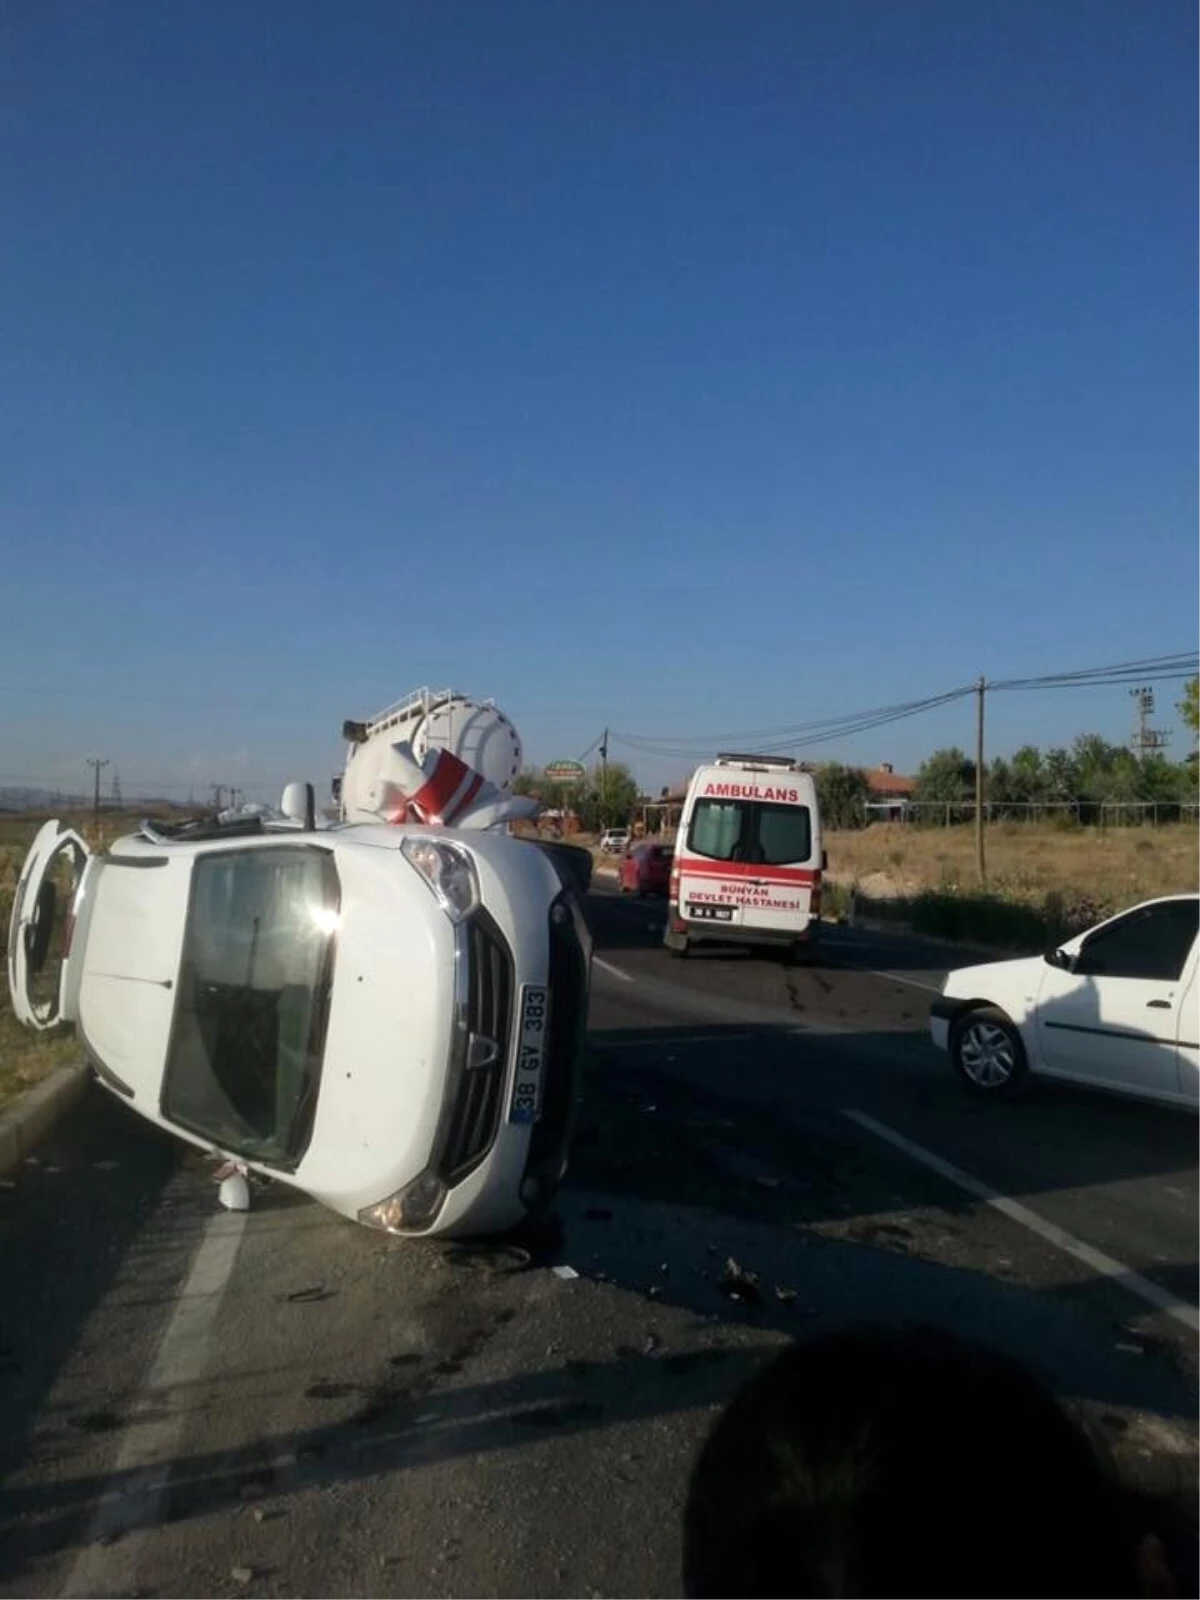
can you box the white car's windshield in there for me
[162,847,339,1168]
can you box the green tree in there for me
[577,761,640,831]
[1043,747,1076,802]
[512,768,546,800]
[1178,678,1199,743]
[815,764,870,830]
[914,747,975,805]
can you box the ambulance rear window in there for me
[688,800,812,865]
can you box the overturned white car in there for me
[8,799,591,1238]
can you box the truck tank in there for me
[338,687,523,823]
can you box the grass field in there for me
[827,820,1198,948]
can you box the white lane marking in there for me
[843,1109,1200,1333]
[594,957,635,984]
[62,1209,249,1597]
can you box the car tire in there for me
[950,1006,1029,1099]
[669,939,690,959]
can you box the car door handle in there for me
[1146,999,1172,1010]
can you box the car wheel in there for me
[669,938,690,959]
[950,1006,1029,1098]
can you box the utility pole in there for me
[600,729,609,829]
[1130,687,1168,759]
[974,678,986,884]
[87,758,109,830]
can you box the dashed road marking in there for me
[843,1108,1200,1332]
[594,957,635,984]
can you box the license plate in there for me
[687,903,734,922]
[509,984,550,1124]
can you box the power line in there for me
[610,650,1199,760]
[990,652,1197,692]
[612,687,976,760]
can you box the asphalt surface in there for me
[0,879,1196,1598]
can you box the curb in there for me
[0,1063,91,1180]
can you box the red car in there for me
[619,842,674,897]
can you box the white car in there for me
[598,830,630,854]
[930,894,1198,1110]
[8,810,591,1236]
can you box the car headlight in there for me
[358,1169,448,1233]
[400,837,480,923]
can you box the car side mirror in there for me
[1044,946,1075,972]
[281,781,316,828]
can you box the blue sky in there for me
[1,0,1195,801]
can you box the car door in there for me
[1035,899,1199,1098]
[7,820,91,1029]
[1175,945,1199,1105]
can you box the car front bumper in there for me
[363,885,590,1239]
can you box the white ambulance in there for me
[664,754,823,959]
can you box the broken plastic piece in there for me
[719,1257,764,1306]
[219,1173,250,1212]
[551,1264,579,1281]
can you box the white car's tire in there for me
[949,1006,1029,1099]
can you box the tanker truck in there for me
[334,687,592,894]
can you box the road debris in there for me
[219,1173,251,1212]
[643,1332,661,1356]
[718,1257,763,1306]
[552,1264,580,1281]
[773,1284,797,1304]
[231,1566,254,1586]
[285,1284,336,1304]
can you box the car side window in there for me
[1076,900,1199,982]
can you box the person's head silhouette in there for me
[683,1324,1186,1598]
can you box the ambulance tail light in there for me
[671,914,688,935]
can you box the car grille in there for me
[526,892,588,1185]
[441,913,512,1183]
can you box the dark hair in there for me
[683,1324,1160,1599]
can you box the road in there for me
[0,881,1196,1598]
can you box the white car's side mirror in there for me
[280,782,316,828]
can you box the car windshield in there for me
[688,799,812,865]
[162,846,339,1170]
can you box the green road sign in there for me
[544,760,586,783]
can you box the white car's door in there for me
[1176,947,1199,1105]
[1036,899,1199,1098]
[7,820,91,1030]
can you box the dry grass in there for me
[826,821,1199,909]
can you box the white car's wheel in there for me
[950,1006,1029,1099]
